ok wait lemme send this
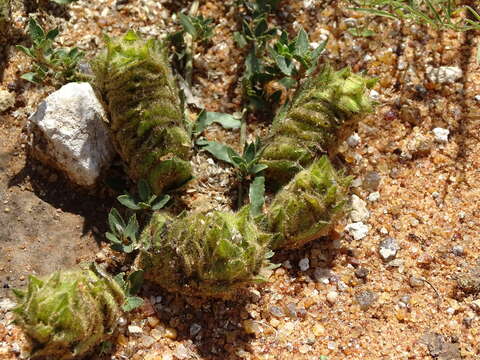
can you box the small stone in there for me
[299,344,310,354]
[379,237,399,262]
[379,227,388,235]
[269,305,285,318]
[299,258,310,271]
[367,192,380,202]
[351,177,363,187]
[164,327,177,339]
[242,320,262,335]
[409,276,424,288]
[312,324,325,336]
[452,245,464,257]
[128,325,143,334]
[286,303,297,318]
[426,65,463,84]
[141,335,156,348]
[326,291,338,304]
[346,133,361,147]
[355,290,378,310]
[314,268,331,284]
[399,105,421,126]
[4,208,10,213]
[474,94,480,101]
[189,323,202,336]
[147,316,160,328]
[354,267,369,279]
[432,127,449,143]
[399,295,411,307]
[350,195,370,222]
[150,328,164,340]
[363,171,381,191]
[0,89,15,112]
[174,344,190,359]
[345,222,369,240]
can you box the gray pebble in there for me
[363,171,381,191]
[379,237,399,262]
[452,245,464,257]
[355,290,378,310]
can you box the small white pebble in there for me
[346,133,361,147]
[369,89,380,101]
[345,222,369,240]
[367,191,380,202]
[326,291,338,304]
[128,325,143,334]
[299,258,310,271]
[283,260,292,269]
[379,227,388,235]
[474,95,480,101]
[432,191,440,199]
[432,127,449,143]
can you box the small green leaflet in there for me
[249,176,265,217]
[194,110,241,135]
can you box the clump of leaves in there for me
[117,179,171,212]
[113,270,145,312]
[235,0,327,112]
[106,180,171,254]
[12,264,124,360]
[197,137,267,207]
[16,17,84,84]
[168,1,216,86]
[348,0,480,31]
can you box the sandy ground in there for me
[1,0,480,359]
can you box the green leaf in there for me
[196,139,238,165]
[138,179,151,202]
[194,111,241,135]
[233,31,248,48]
[117,194,141,210]
[249,176,265,217]
[127,270,144,295]
[294,28,309,57]
[124,215,139,241]
[28,18,45,44]
[178,13,197,39]
[152,195,171,211]
[20,72,40,83]
[347,27,375,37]
[46,28,59,41]
[122,296,144,312]
[105,232,121,244]
[250,163,268,174]
[269,47,294,76]
[16,45,34,58]
[108,208,126,234]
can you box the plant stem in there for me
[184,0,199,87]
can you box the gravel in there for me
[432,127,450,143]
[355,290,378,310]
[378,237,400,262]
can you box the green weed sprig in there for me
[17,17,84,84]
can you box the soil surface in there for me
[1,0,480,359]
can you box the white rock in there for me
[0,298,16,311]
[350,195,370,222]
[28,82,115,186]
[346,132,361,147]
[367,191,380,202]
[326,291,338,304]
[345,222,369,240]
[128,325,143,334]
[432,127,449,143]
[299,258,310,271]
[426,66,463,84]
[378,237,399,262]
[0,89,15,113]
[474,95,480,101]
[369,89,380,101]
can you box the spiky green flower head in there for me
[267,156,351,250]
[261,66,375,188]
[92,30,193,194]
[12,265,124,360]
[136,208,275,298]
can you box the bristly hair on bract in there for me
[12,264,124,360]
[267,156,352,250]
[92,30,193,195]
[260,65,376,188]
[135,207,277,298]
